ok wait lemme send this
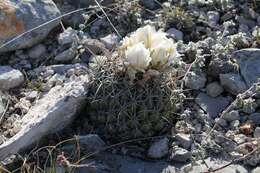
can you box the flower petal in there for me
[125,42,151,72]
[134,25,156,48]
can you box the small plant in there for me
[160,6,195,31]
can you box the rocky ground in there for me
[0,0,260,172]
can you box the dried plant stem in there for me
[0,99,9,125]
[94,0,122,38]
[208,143,260,172]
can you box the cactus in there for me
[86,56,181,141]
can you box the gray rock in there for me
[0,74,89,160]
[54,48,77,62]
[222,110,240,122]
[214,132,237,152]
[236,16,256,29]
[215,118,227,127]
[175,133,192,149]
[195,92,230,118]
[0,0,60,53]
[254,127,260,138]
[78,134,105,153]
[230,120,240,130]
[74,152,171,173]
[167,28,184,41]
[170,147,191,162]
[234,134,248,144]
[220,73,247,95]
[249,113,260,125]
[100,33,119,50]
[147,137,169,159]
[206,82,223,97]
[234,48,260,87]
[27,44,47,59]
[57,27,78,45]
[207,11,220,27]
[182,158,248,173]
[0,66,24,90]
[185,72,207,90]
[252,167,260,173]
[139,0,156,9]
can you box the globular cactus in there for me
[86,56,181,141]
[86,25,181,141]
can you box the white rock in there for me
[58,27,78,45]
[0,66,24,90]
[161,166,177,173]
[25,91,38,101]
[175,133,192,149]
[0,74,89,160]
[207,11,220,27]
[147,137,169,159]
[182,158,248,173]
[252,167,260,173]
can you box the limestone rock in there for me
[0,74,89,160]
[0,0,60,53]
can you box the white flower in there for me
[120,25,178,80]
[150,30,168,48]
[125,42,151,72]
[150,38,176,68]
[121,25,156,50]
[134,25,156,48]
